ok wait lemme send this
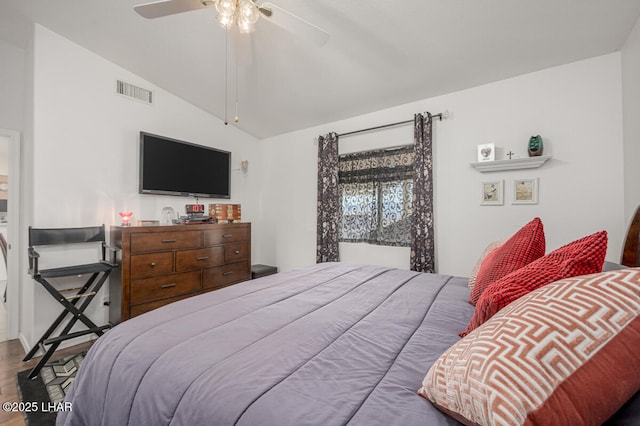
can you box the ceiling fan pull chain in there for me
[224,26,229,125]
[234,31,239,123]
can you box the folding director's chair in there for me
[23,225,118,379]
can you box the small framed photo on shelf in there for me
[512,178,538,204]
[477,143,495,162]
[481,180,504,205]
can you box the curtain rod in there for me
[337,111,447,138]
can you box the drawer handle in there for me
[196,256,209,261]
[162,239,177,243]
[161,283,177,289]
[234,250,240,255]
[223,234,233,238]
[223,271,234,276]
[150,262,157,267]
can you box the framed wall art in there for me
[513,178,538,204]
[481,180,503,205]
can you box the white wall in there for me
[622,15,640,225]
[20,30,35,349]
[0,39,25,132]
[259,54,625,277]
[20,25,261,349]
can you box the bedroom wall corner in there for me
[621,14,640,228]
[256,133,317,271]
[19,25,36,348]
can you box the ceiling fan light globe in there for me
[217,13,235,28]
[215,0,237,17]
[239,0,260,24]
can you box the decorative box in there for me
[477,143,495,162]
[209,204,241,223]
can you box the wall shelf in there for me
[470,155,551,172]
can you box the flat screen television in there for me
[139,132,231,199]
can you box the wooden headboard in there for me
[621,206,640,267]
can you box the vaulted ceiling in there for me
[1,1,639,139]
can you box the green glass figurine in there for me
[528,135,543,157]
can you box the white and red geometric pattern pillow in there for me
[462,230,608,336]
[420,268,640,426]
[470,217,545,305]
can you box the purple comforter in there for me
[58,263,473,425]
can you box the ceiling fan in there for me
[134,0,330,47]
[134,0,329,125]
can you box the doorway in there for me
[0,129,20,342]
[0,135,7,341]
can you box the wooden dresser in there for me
[109,222,251,323]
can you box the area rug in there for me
[16,351,85,426]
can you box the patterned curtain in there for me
[339,146,414,246]
[411,113,435,272]
[316,132,340,263]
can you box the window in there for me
[338,146,414,247]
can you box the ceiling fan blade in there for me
[134,0,213,19]
[259,2,329,47]
[258,6,272,17]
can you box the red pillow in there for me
[470,217,545,305]
[462,230,608,336]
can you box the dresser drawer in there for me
[131,231,201,253]
[129,292,198,318]
[175,247,223,271]
[130,270,202,305]
[203,227,249,246]
[203,261,250,289]
[224,242,249,263]
[131,252,174,279]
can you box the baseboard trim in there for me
[18,332,30,354]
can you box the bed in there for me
[58,261,639,425]
[58,263,473,425]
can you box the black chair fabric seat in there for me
[39,262,113,279]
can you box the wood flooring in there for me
[0,339,94,426]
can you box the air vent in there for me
[116,80,153,105]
